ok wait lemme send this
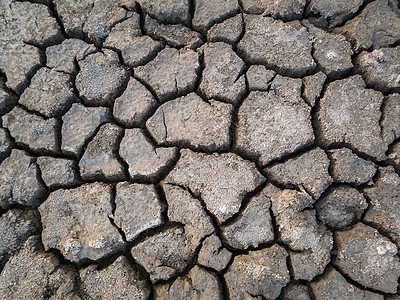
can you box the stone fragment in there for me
[222,187,274,250]
[46,39,97,74]
[0,128,11,160]
[0,42,42,94]
[338,0,400,52]
[355,47,400,93]
[316,186,368,229]
[164,184,215,245]
[0,150,46,209]
[311,267,384,300]
[82,0,133,45]
[364,166,400,248]
[334,222,400,293]
[328,148,377,185]
[144,15,202,49]
[238,15,315,76]
[193,0,240,34]
[207,15,243,44]
[113,78,157,128]
[306,22,353,79]
[104,28,163,68]
[130,227,196,283]
[225,245,290,300]
[271,189,333,280]
[198,235,232,272]
[79,123,125,181]
[113,182,163,241]
[119,128,177,179]
[137,0,190,25]
[39,183,124,263]
[302,72,326,107]
[76,50,129,106]
[135,48,199,101]
[317,76,386,160]
[199,42,246,104]
[61,103,109,156]
[2,107,57,153]
[237,76,314,165]
[263,0,306,21]
[37,157,77,188]
[281,283,311,300]
[0,209,40,269]
[19,68,74,117]
[0,236,77,300]
[0,2,62,47]
[247,65,276,91]
[155,266,222,299]
[80,256,150,299]
[165,149,265,223]
[308,0,363,28]
[382,93,400,145]
[146,93,232,150]
[265,148,332,199]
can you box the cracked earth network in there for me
[1,0,400,299]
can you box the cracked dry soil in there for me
[1,0,400,299]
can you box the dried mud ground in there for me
[1,0,400,299]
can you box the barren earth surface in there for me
[1,0,400,299]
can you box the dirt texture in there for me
[0,0,400,299]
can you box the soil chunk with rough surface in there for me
[199,42,246,104]
[317,75,387,160]
[236,75,314,165]
[2,107,58,153]
[221,187,275,250]
[165,149,265,223]
[334,222,400,293]
[311,267,384,300]
[76,50,129,106]
[315,186,368,229]
[113,182,163,242]
[328,148,377,185]
[364,166,400,248]
[155,266,222,299]
[238,15,316,76]
[79,123,126,181]
[265,148,332,199]
[0,236,78,299]
[0,150,47,209]
[80,256,150,299]
[61,103,109,156]
[198,235,232,272]
[225,245,290,300]
[39,183,124,263]
[119,128,178,180]
[146,93,233,150]
[37,157,78,188]
[135,47,199,101]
